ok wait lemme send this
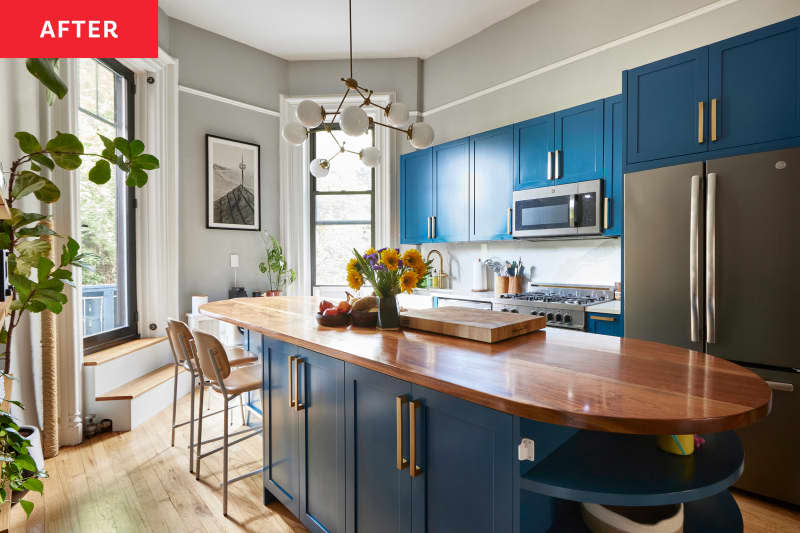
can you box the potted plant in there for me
[258,233,295,296]
[346,247,431,330]
[0,58,158,525]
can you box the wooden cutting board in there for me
[399,307,546,343]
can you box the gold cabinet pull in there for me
[409,400,423,478]
[507,207,513,235]
[295,358,305,411]
[604,197,610,230]
[698,101,704,144]
[288,356,297,407]
[711,98,718,142]
[589,315,616,322]
[396,396,408,470]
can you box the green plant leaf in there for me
[31,294,62,313]
[10,209,47,229]
[87,159,111,184]
[36,257,55,283]
[98,134,118,162]
[14,132,41,154]
[19,499,34,517]
[14,453,37,472]
[45,132,83,170]
[132,153,159,170]
[17,224,57,238]
[16,240,50,277]
[130,167,148,187]
[26,301,47,313]
[9,273,33,297]
[11,171,47,199]
[31,153,55,170]
[0,233,10,250]
[33,178,60,203]
[30,162,41,172]
[51,268,72,281]
[129,139,144,158]
[60,237,80,266]
[25,58,67,100]
[114,137,131,158]
[7,299,24,312]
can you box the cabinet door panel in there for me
[264,340,300,515]
[345,364,412,533]
[626,48,709,164]
[554,100,604,183]
[587,313,622,337]
[470,126,514,241]
[432,139,470,242]
[400,149,433,244]
[709,18,800,150]
[410,385,513,533]
[514,114,555,189]
[298,349,346,533]
[603,95,624,236]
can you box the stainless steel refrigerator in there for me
[625,147,800,505]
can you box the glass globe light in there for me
[359,146,381,168]
[310,158,330,178]
[296,99,324,128]
[282,122,307,145]
[340,106,369,137]
[385,102,409,128]
[409,122,434,149]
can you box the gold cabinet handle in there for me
[698,101,704,144]
[409,400,423,478]
[589,315,616,322]
[507,207,513,235]
[711,98,718,142]
[396,396,408,470]
[295,358,305,411]
[604,197,610,230]
[289,356,297,407]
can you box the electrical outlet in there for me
[518,438,535,461]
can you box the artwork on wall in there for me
[206,134,261,231]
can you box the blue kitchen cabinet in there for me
[586,312,623,337]
[245,330,263,415]
[514,114,555,190]
[554,100,604,183]
[625,48,709,165]
[470,126,514,241]
[345,364,412,533]
[709,17,800,151]
[432,138,470,242]
[603,95,624,236]
[400,148,433,244]
[410,384,513,533]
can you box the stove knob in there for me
[546,313,554,321]
[563,315,572,323]
[510,309,519,314]
[538,312,546,317]
[555,314,563,322]
[500,308,508,312]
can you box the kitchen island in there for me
[201,296,771,533]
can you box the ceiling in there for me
[160,0,541,60]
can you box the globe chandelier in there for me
[281,0,435,178]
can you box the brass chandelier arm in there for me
[371,118,411,136]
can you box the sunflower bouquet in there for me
[347,247,431,298]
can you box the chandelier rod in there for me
[349,0,353,79]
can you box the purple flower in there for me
[373,264,386,271]
[378,247,387,254]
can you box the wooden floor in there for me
[9,389,800,532]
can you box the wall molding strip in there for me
[178,85,281,117]
[422,0,741,117]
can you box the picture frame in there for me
[205,134,261,231]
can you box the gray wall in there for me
[170,20,287,314]
[158,7,171,52]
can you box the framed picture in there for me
[206,134,261,231]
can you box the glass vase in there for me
[376,294,400,330]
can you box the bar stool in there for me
[191,328,263,517]
[166,319,257,473]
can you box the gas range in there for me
[492,284,615,330]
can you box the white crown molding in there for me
[119,47,177,73]
[421,0,742,117]
[178,85,281,117]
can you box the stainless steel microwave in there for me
[512,179,602,238]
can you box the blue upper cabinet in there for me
[470,126,514,241]
[554,100,604,183]
[513,114,555,190]
[603,95,624,236]
[400,148,433,244]
[625,48,709,165]
[432,138,470,242]
[709,17,800,151]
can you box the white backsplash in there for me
[406,238,621,292]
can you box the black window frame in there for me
[309,124,376,291]
[82,58,139,354]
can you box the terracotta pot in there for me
[264,290,282,297]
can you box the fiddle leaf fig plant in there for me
[0,59,160,517]
[258,233,296,293]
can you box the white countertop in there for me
[585,300,622,315]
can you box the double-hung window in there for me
[310,126,375,292]
[77,58,138,352]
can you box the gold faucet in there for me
[426,249,448,289]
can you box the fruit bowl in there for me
[350,310,378,328]
[315,312,351,327]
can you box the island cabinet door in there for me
[297,348,346,533]
[409,385,514,533]
[344,364,412,533]
[263,339,301,516]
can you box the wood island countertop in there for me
[200,296,771,435]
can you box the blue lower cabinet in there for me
[345,364,412,533]
[410,384,514,533]
[245,331,263,415]
[586,312,623,337]
[603,95,624,236]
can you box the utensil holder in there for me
[494,276,510,295]
[508,275,525,295]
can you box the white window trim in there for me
[279,93,397,296]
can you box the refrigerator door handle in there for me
[706,172,717,344]
[689,174,702,343]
